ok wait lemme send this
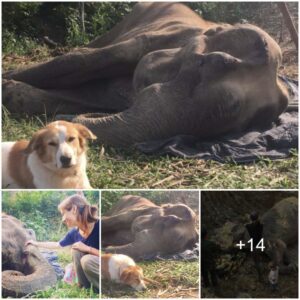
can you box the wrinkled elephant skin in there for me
[2,214,57,297]
[3,3,288,147]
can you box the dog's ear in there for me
[135,266,144,275]
[74,123,97,140]
[24,130,45,154]
[120,269,131,283]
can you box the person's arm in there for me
[88,246,100,257]
[26,240,61,249]
[72,242,99,256]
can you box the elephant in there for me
[212,197,298,272]
[261,197,298,271]
[102,195,199,260]
[3,2,289,147]
[2,214,57,297]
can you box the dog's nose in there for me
[60,155,72,167]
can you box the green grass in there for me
[2,111,298,189]
[101,260,199,298]
[32,281,98,298]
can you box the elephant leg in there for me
[104,229,159,260]
[3,79,89,115]
[3,76,134,116]
[102,207,158,233]
[102,229,134,247]
[3,37,146,89]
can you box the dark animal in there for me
[3,3,288,146]
[102,195,198,260]
[213,197,298,272]
[2,214,57,297]
[262,197,298,271]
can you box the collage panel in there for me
[201,191,298,298]
[2,190,100,298]
[1,1,298,191]
[101,190,199,298]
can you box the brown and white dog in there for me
[101,254,147,291]
[2,120,96,189]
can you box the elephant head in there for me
[2,3,289,147]
[2,214,57,297]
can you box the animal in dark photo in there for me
[3,2,289,147]
[201,192,298,298]
[2,214,57,297]
[102,195,199,260]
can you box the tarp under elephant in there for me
[136,111,298,163]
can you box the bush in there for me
[2,2,135,52]
[2,191,99,241]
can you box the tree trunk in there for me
[277,3,298,49]
[78,2,85,35]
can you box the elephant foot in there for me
[3,79,62,115]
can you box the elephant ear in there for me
[205,24,280,68]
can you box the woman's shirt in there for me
[59,220,99,250]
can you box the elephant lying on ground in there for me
[102,195,198,260]
[3,2,288,147]
[2,214,57,297]
[213,197,298,272]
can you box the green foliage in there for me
[2,2,135,52]
[2,191,99,241]
[2,30,40,55]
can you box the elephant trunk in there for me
[2,268,55,297]
[2,267,57,297]
[2,245,57,298]
[73,110,157,147]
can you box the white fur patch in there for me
[108,254,136,282]
[55,125,76,168]
[2,142,20,188]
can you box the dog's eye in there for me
[48,142,57,147]
[68,137,75,142]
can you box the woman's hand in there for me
[72,242,90,253]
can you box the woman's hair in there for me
[58,194,98,231]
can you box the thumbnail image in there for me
[101,190,199,298]
[2,191,99,298]
[201,191,298,298]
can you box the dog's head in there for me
[24,121,96,171]
[120,265,146,291]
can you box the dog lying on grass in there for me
[101,253,147,291]
[2,120,96,189]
